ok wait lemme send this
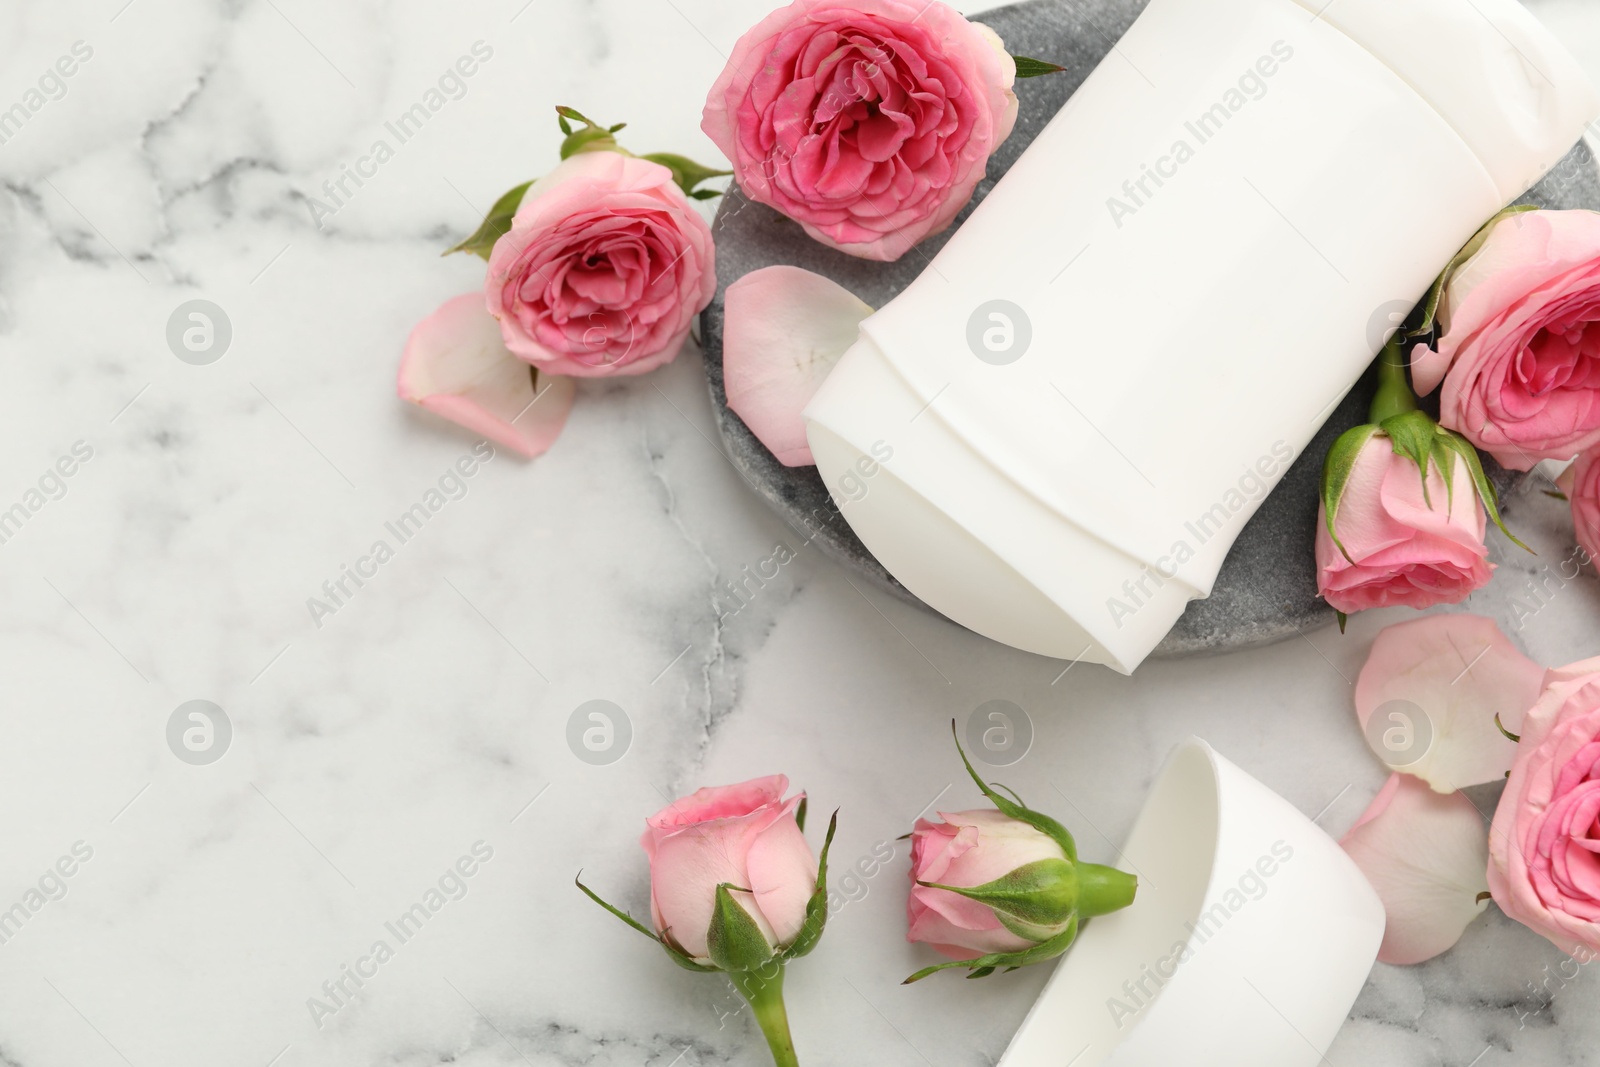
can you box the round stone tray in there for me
[698,0,1600,658]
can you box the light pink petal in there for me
[1355,614,1545,792]
[398,293,575,458]
[932,809,1064,887]
[1341,774,1489,964]
[745,810,819,947]
[724,266,872,466]
[648,817,774,959]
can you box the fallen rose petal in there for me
[1355,614,1545,792]
[1341,773,1490,964]
[724,266,872,466]
[399,292,576,459]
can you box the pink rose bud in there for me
[638,775,821,965]
[578,775,836,1067]
[1315,418,1495,614]
[1488,656,1600,959]
[702,0,1019,262]
[1411,209,1600,469]
[903,726,1136,982]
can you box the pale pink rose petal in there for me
[931,809,1066,887]
[648,812,776,958]
[1341,773,1490,965]
[745,803,819,947]
[723,266,872,466]
[398,292,575,459]
[1356,615,1546,792]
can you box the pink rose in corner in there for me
[702,0,1018,262]
[1488,657,1600,958]
[486,150,715,377]
[640,775,817,962]
[1315,431,1492,613]
[1411,209,1600,469]
[1557,447,1600,565]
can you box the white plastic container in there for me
[997,739,1384,1067]
[805,0,1599,673]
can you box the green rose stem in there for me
[1369,338,1419,423]
[731,965,800,1067]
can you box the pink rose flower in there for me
[1558,448,1600,565]
[1411,209,1600,469]
[702,0,1018,262]
[640,775,817,962]
[1315,433,1492,613]
[907,808,1068,960]
[486,151,715,377]
[1488,657,1600,957]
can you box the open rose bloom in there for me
[1489,658,1600,958]
[1315,431,1492,613]
[702,0,1018,261]
[1412,209,1600,469]
[486,151,715,377]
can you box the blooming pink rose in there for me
[1488,657,1600,957]
[1316,434,1492,613]
[702,0,1018,262]
[398,292,575,458]
[1412,210,1600,469]
[1558,448,1600,565]
[907,808,1065,960]
[640,775,816,962]
[486,151,715,377]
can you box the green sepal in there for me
[639,152,732,198]
[555,106,628,159]
[917,857,1079,930]
[903,916,1080,984]
[1012,55,1067,78]
[795,795,808,834]
[1436,429,1532,553]
[444,180,533,260]
[706,883,776,973]
[1378,409,1442,508]
[1411,205,1538,342]
[782,809,838,961]
[1494,713,1522,743]
[1320,423,1382,563]
[574,872,716,973]
[1337,611,1349,634]
[949,720,1077,863]
[967,966,997,979]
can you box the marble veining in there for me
[2,1,1599,1065]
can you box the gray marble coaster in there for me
[698,0,1600,658]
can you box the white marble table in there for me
[2,1,1599,1065]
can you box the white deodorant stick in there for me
[805,0,1600,672]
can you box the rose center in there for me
[1522,318,1600,397]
